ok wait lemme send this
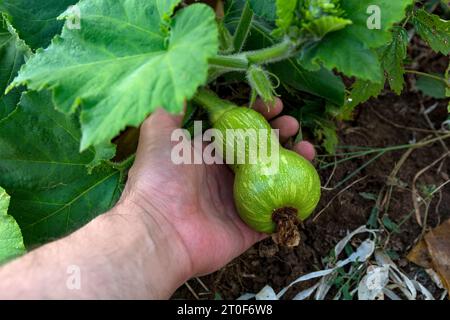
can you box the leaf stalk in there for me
[233,0,254,53]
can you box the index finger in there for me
[252,97,283,120]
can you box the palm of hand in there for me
[159,162,264,276]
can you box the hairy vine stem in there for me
[246,40,295,64]
[208,39,297,76]
[208,54,249,71]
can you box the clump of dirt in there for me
[172,89,450,300]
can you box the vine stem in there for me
[401,12,412,28]
[233,0,253,53]
[208,55,248,71]
[246,40,294,64]
[405,69,449,86]
[109,154,136,171]
[208,40,296,72]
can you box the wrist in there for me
[104,197,193,298]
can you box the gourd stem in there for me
[193,88,238,123]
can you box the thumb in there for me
[142,107,185,134]
[137,107,185,156]
[127,108,185,192]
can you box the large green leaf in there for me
[10,0,219,150]
[339,0,413,48]
[248,0,277,21]
[0,187,26,264]
[345,79,384,115]
[413,9,450,55]
[270,59,346,106]
[302,16,353,40]
[299,31,383,82]
[0,92,123,246]
[275,0,298,34]
[380,26,409,94]
[0,0,78,50]
[0,15,30,120]
[299,0,413,81]
[416,74,447,99]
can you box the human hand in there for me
[122,98,316,280]
[0,98,317,300]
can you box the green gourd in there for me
[195,89,321,246]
